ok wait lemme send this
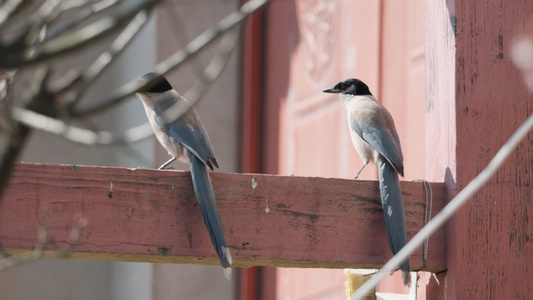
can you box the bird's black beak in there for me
[322,87,338,93]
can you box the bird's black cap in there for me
[137,72,173,93]
[322,78,373,96]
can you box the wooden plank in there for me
[0,162,445,271]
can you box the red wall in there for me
[243,0,533,298]
[258,0,426,297]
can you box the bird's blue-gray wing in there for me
[154,109,218,170]
[167,124,218,168]
[349,113,403,175]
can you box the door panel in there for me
[258,0,425,297]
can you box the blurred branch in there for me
[0,214,47,271]
[127,25,242,144]
[0,0,24,28]
[13,25,241,146]
[0,213,87,272]
[71,0,270,117]
[43,0,120,44]
[0,1,160,199]
[21,0,64,46]
[0,0,158,68]
[64,8,150,105]
[12,107,116,145]
[0,67,50,199]
[162,2,205,78]
[0,0,269,200]
[162,26,241,128]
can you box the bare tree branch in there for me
[41,0,120,45]
[0,213,87,271]
[162,1,205,78]
[13,25,241,146]
[0,67,49,199]
[184,27,240,103]
[63,7,150,107]
[0,0,24,29]
[47,2,150,99]
[12,107,116,145]
[70,0,270,117]
[0,0,269,202]
[22,0,64,46]
[162,26,241,125]
[0,2,159,195]
[0,0,158,68]
[127,26,241,144]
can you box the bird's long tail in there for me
[377,157,410,286]
[187,152,232,279]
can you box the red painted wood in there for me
[261,0,427,297]
[265,0,381,296]
[427,1,533,299]
[377,0,427,294]
[261,1,382,296]
[240,9,264,300]
[452,1,533,299]
[239,267,258,300]
[425,1,457,299]
[0,163,445,271]
[380,0,426,181]
[240,11,264,175]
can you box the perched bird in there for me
[136,73,232,279]
[323,78,410,286]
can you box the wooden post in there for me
[427,0,533,298]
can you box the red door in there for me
[242,0,425,298]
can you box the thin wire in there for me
[411,179,433,266]
[351,112,533,300]
[424,181,433,266]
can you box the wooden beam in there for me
[1,163,446,271]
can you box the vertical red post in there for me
[239,7,264,300]
[427,0,533,298]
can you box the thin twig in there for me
[12,107,116,145]
[161,26,240,126]
[48,217,88,258]
[0,215,87,271]
[0,0,24,29]
[43,0,119,44]
[13,25,241,146]
[70,0,270,117]
[66,8,150,106]
[0,67,50,200]
[0,0,158,68]
[23,0,63,46]
[162,0,205,78]
[128,26,241,143]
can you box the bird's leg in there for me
[159,157,177,170]
[354,162,368,179]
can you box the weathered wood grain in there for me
[0,163,445,271]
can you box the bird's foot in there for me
[158,157,177,169]
[361,270,377,277]
[159,166,174,170]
